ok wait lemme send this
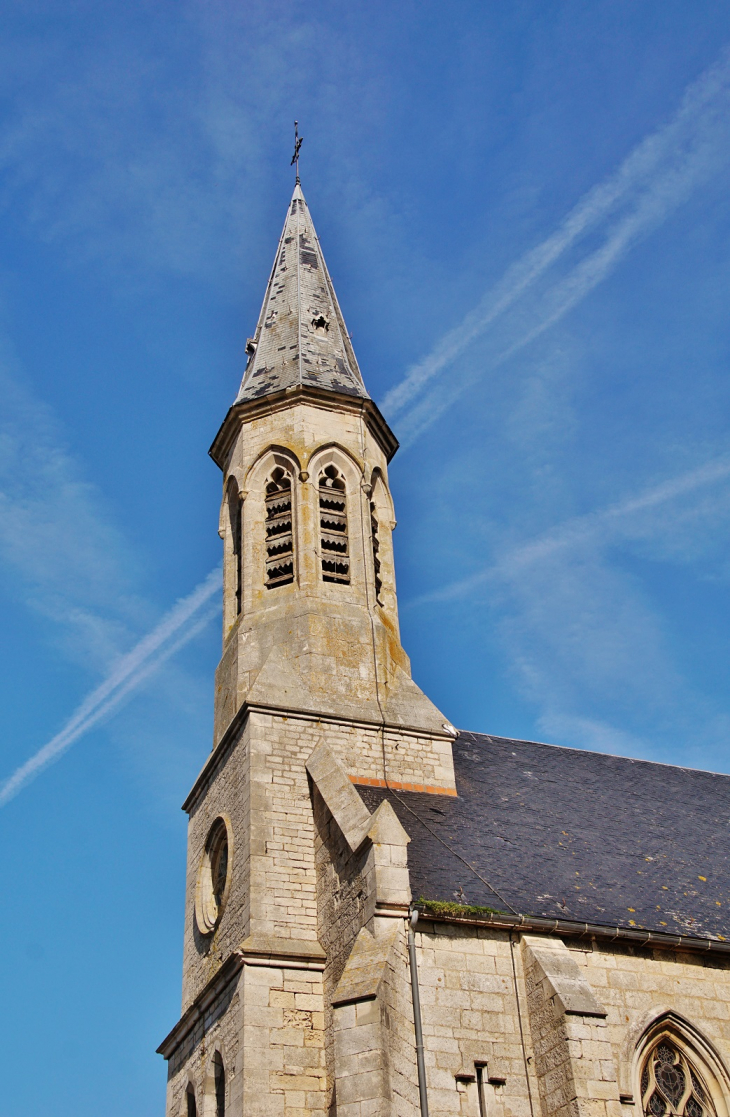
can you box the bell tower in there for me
[210,182,450,750]
[158,183,456,1117]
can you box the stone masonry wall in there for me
[568,938,730,1108]
[186,709,451,966]
[287,712,454,797]
[240,961,327,1117]
[183,722,251,1012]
[166,968,244,1117]
[328,720,455,795]
[245,711,320,942]
[165,959,328,1117]
[412,921,730,1117]
[176,709,446,1115]
[414,920,537,1117]
[168,910,730,1117]
[184,708,451,971]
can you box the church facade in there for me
[157,184,730,1117]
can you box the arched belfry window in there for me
[185,1083,197,1117]
[369,499,383,603]
[265,466,294,587]
[213,1052,226,1117]
[319,465,350,583]
[641,1039,717,1117]
[227,479,242,615]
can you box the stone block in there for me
[336,1069,387,1106]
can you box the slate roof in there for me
[235,183,369,405]
[357,731,730,942]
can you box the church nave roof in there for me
[358,730,730,943]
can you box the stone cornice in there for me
[208,385,399,471]
[156,950,243,1061]
[237,932,326,968]
[157,936,325,1061]
[415,905,730,957]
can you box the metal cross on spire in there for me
[291,120,303,183]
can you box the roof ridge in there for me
[457,729,730,779]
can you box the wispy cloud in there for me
[0,4,387,284]
[0,362,149,664]
[0,348,222,803]
[383,47,730,447]
[410,454,730,607]
[0,565,221,807]
[409,449,730,764]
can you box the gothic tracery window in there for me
[641,1039,716,1117]
[265,466,294,587]
[319,465,350,583]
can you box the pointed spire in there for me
[235,184,369,405]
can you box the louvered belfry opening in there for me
[319,465,350,583]
[369,500,383,603]
[265,466,294,587]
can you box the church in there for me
[156,181,730,1117]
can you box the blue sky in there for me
[2,2,730,1112]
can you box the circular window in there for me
[195,818,231,933]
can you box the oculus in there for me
[195,817,231,933]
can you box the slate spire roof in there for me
[235,182,370,404]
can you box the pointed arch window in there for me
[369,499,383,603]
[213,1052,226,1117]
[227,479,242,615]
[186,1083,197,1117]
[265,466,294,587]
[641,1039,717,1117]
[319,465,349,583]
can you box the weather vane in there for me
[291,120,303,183]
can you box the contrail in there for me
[408,456,730,607]
[0,565,222,807]
[383,47,730,441]
[397,115,728,448]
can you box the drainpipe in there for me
[408,909,430,1117]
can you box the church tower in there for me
[157,183,456,1117]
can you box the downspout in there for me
[408,909,430,1117]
